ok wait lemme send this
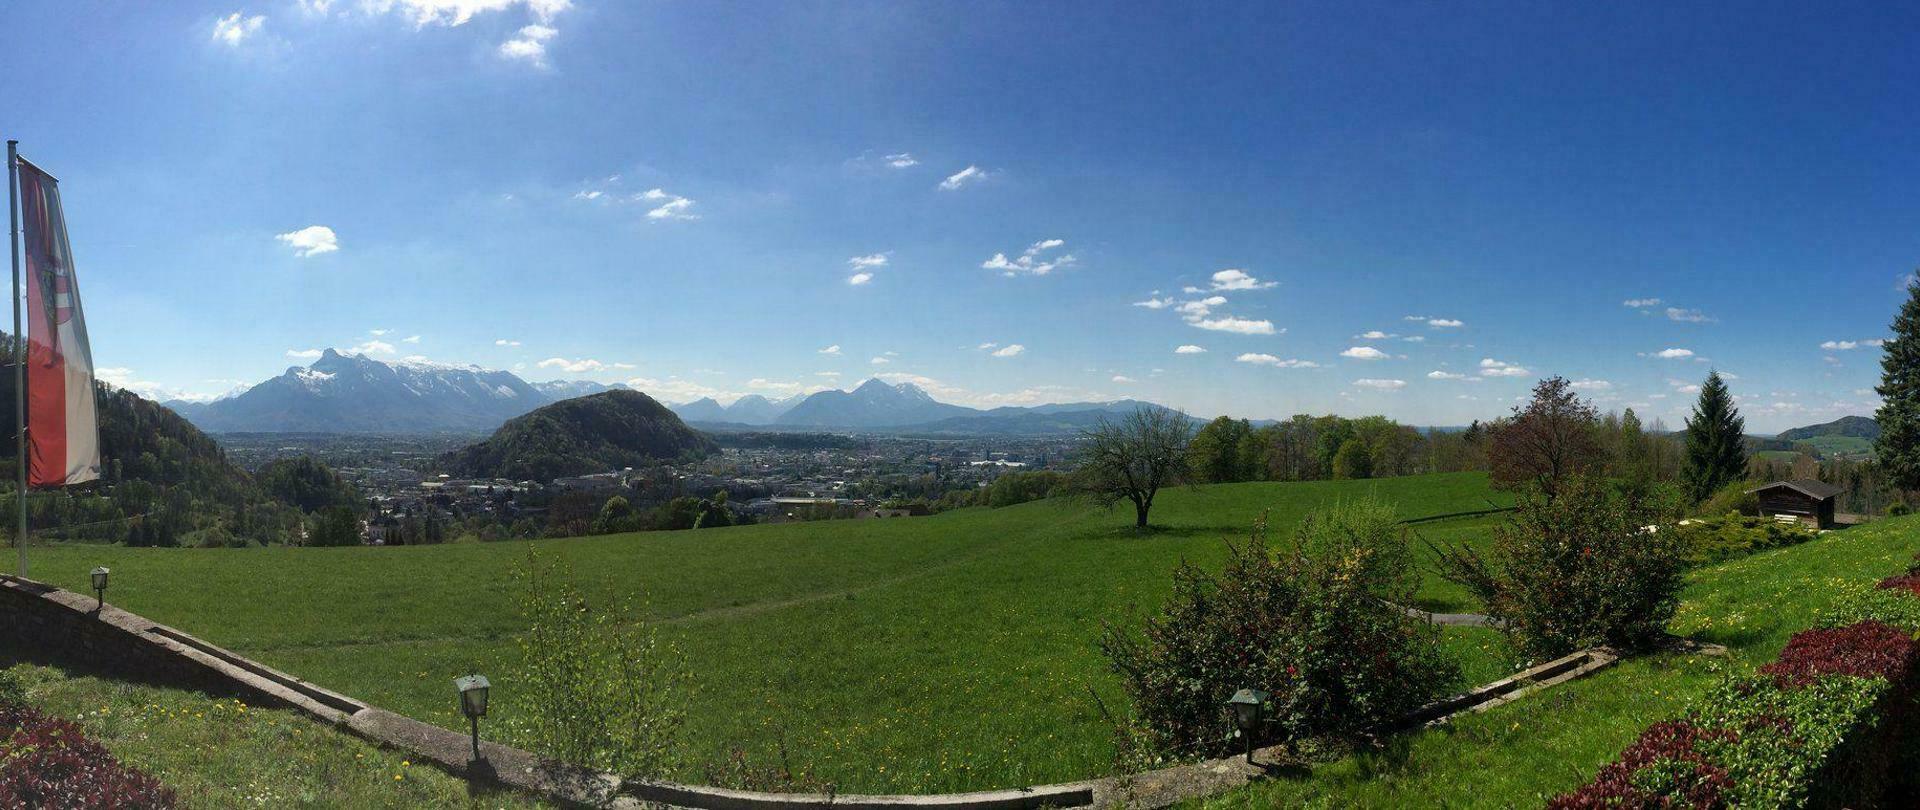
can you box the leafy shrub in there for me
[1695,479,1759,517]
[0,702,176,808]
[983,471,1067,508]
[1433,476,1687,659]
[1759,621,1917,687]
[1879,571,1920,598]
[1887,502,1912,517]
[1101,502,1458,758]
[507,549,689,779]
[1691,673,1893,808]
[1545,720,1734,809]
[1669,513,1816,566]
[0,668,24,707]
[1815,584,1920,633]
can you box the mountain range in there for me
[163,351,1178,435]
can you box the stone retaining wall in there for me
[0,574,1618,809]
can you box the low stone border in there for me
[0,574,1626,809]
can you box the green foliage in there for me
[1434,476,1687,658]
[1669,512,1815,566]
[1695,479,1759,517]
[256,456,362,514]
[307,505,361,547]
[1814,584,1920,633]
[1683,371,1749,502]
[1487,376,1605,500]
[1690,674,1888,809]
[1185,417,1254,484]
[440,390,717,482]
[508,549,688,778]
[1330,437,1371,479]
[1890,502,1913,517]
[1072,406,1194,528]
[1101,503,1459,757]
[0,668,24,707]
[1876,278,1920,489]
[983,470,1066,508]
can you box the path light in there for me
[90,567,109,610]
[1227,688,1270,763]
[455,674,490,760]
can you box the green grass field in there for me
[27,473,1511,794]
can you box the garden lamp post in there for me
[455,674,490,760]
[89,567,109,611]
[1227,688,1269,764]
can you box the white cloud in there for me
[1341,346,1389,360]
[870,356,890,365]
[212,12,266,46]
[1651,348,1695,359]
[1479,358,1529,377]
[275,225,338,257]
[1208,268,1278,291]
[537,357,605,373]
[286,348,324,360]
[818,344,841,355]
[1353,378,1407,390]
[1402,335,1426,343]
[1427,370,1467,380]
[495,339,521,347]
[367,0,571,27]
[847,253,889,269]
[403,335,421,343]
[497,23,557,67]
[350,340,396,356]
[1665,307,1715,323]
[1570,378,1613,391]
[636,188,698,221]
[1403,314,1430,321]
[1357,330,1395,340]
[939,165,989,191]
[1133,296,1175,309]
[847,272,873,286]
[1175,345,1207,354]
[369,328,391,336]
[982,239,1075,277]
[1238,353,1318,368]
[884,153,918,169]
[990,344,1026,358]
[1426,318,1465,328]
[1190,316,1277,335]
[1623,298,1662,308]
[1111,375,1137,383]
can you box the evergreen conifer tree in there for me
[1683,371,1747,501]
[1875,278,1920,490]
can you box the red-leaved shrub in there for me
[1878,571,1920,597]
[0,703,175,809]
[1546,720,1735,809]
[1759,620,1919,687]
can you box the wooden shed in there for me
[1747,480,1842,529]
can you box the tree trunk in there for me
[1134,500,1150,528]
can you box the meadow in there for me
[29,472,1512,794]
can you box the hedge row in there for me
[1549,554,1920,809]
[0,700,176,809]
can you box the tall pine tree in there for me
[1875,277,1920,490]
[1683,371,1747,502]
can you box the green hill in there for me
[438,389,717,481]
[1776,414,1877,442]
[31,472,1505,794]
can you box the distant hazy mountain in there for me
[1777,415,1877,441]
[669,393,801,425]
[179,349,548,434]
[440,389,717,481]
[531,379,631,400]
[776,379,976,428]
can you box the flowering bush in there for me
[1101,502,1459,758]
[0,703,176,809]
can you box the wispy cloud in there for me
[639,188,698,221]
[1175,345,1207,354]
[497,23,557,67]
[212,11,266,46]
[1821,339,1885,350]
[1427,370,1467,380]
[286,348,324,360]
[538,357,607,373]
[1190,316,1277,335]
[1665,307,1715,323]
[495,339,521,347]
[1623,297,1663,308]
[939,165,990,190]
[990,344,1025,358]
[1353,378,1406,390]
[1479,358,1529,377]
[1238,353,1319,368]
[818,344,841,355]
[1341,346,1389,360]
[884,153,918,168]
[982,239,1074,277]
[1208,269,1278,291]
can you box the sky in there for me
[4,1,1917,432]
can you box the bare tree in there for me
[1074,406,1194,529]
[1488,377,1603,501]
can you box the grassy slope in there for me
[28,473,1507,794]
[1195,513,1920,808]
[0,662,547,809]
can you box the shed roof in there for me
[1747,479,1843,501]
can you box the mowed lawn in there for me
[30,472,1510,794]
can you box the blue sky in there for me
[6,1,1916,431]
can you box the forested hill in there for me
[438,389,718,481]
[0,355,302,545]
[1776,415,1878,441]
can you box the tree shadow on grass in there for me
[1087,524,1247,542]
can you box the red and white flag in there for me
[17,158,100,487]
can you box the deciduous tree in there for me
[1487,377,1603,500]
[1073,406,1194,529]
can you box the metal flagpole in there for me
[6,140,23,578]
